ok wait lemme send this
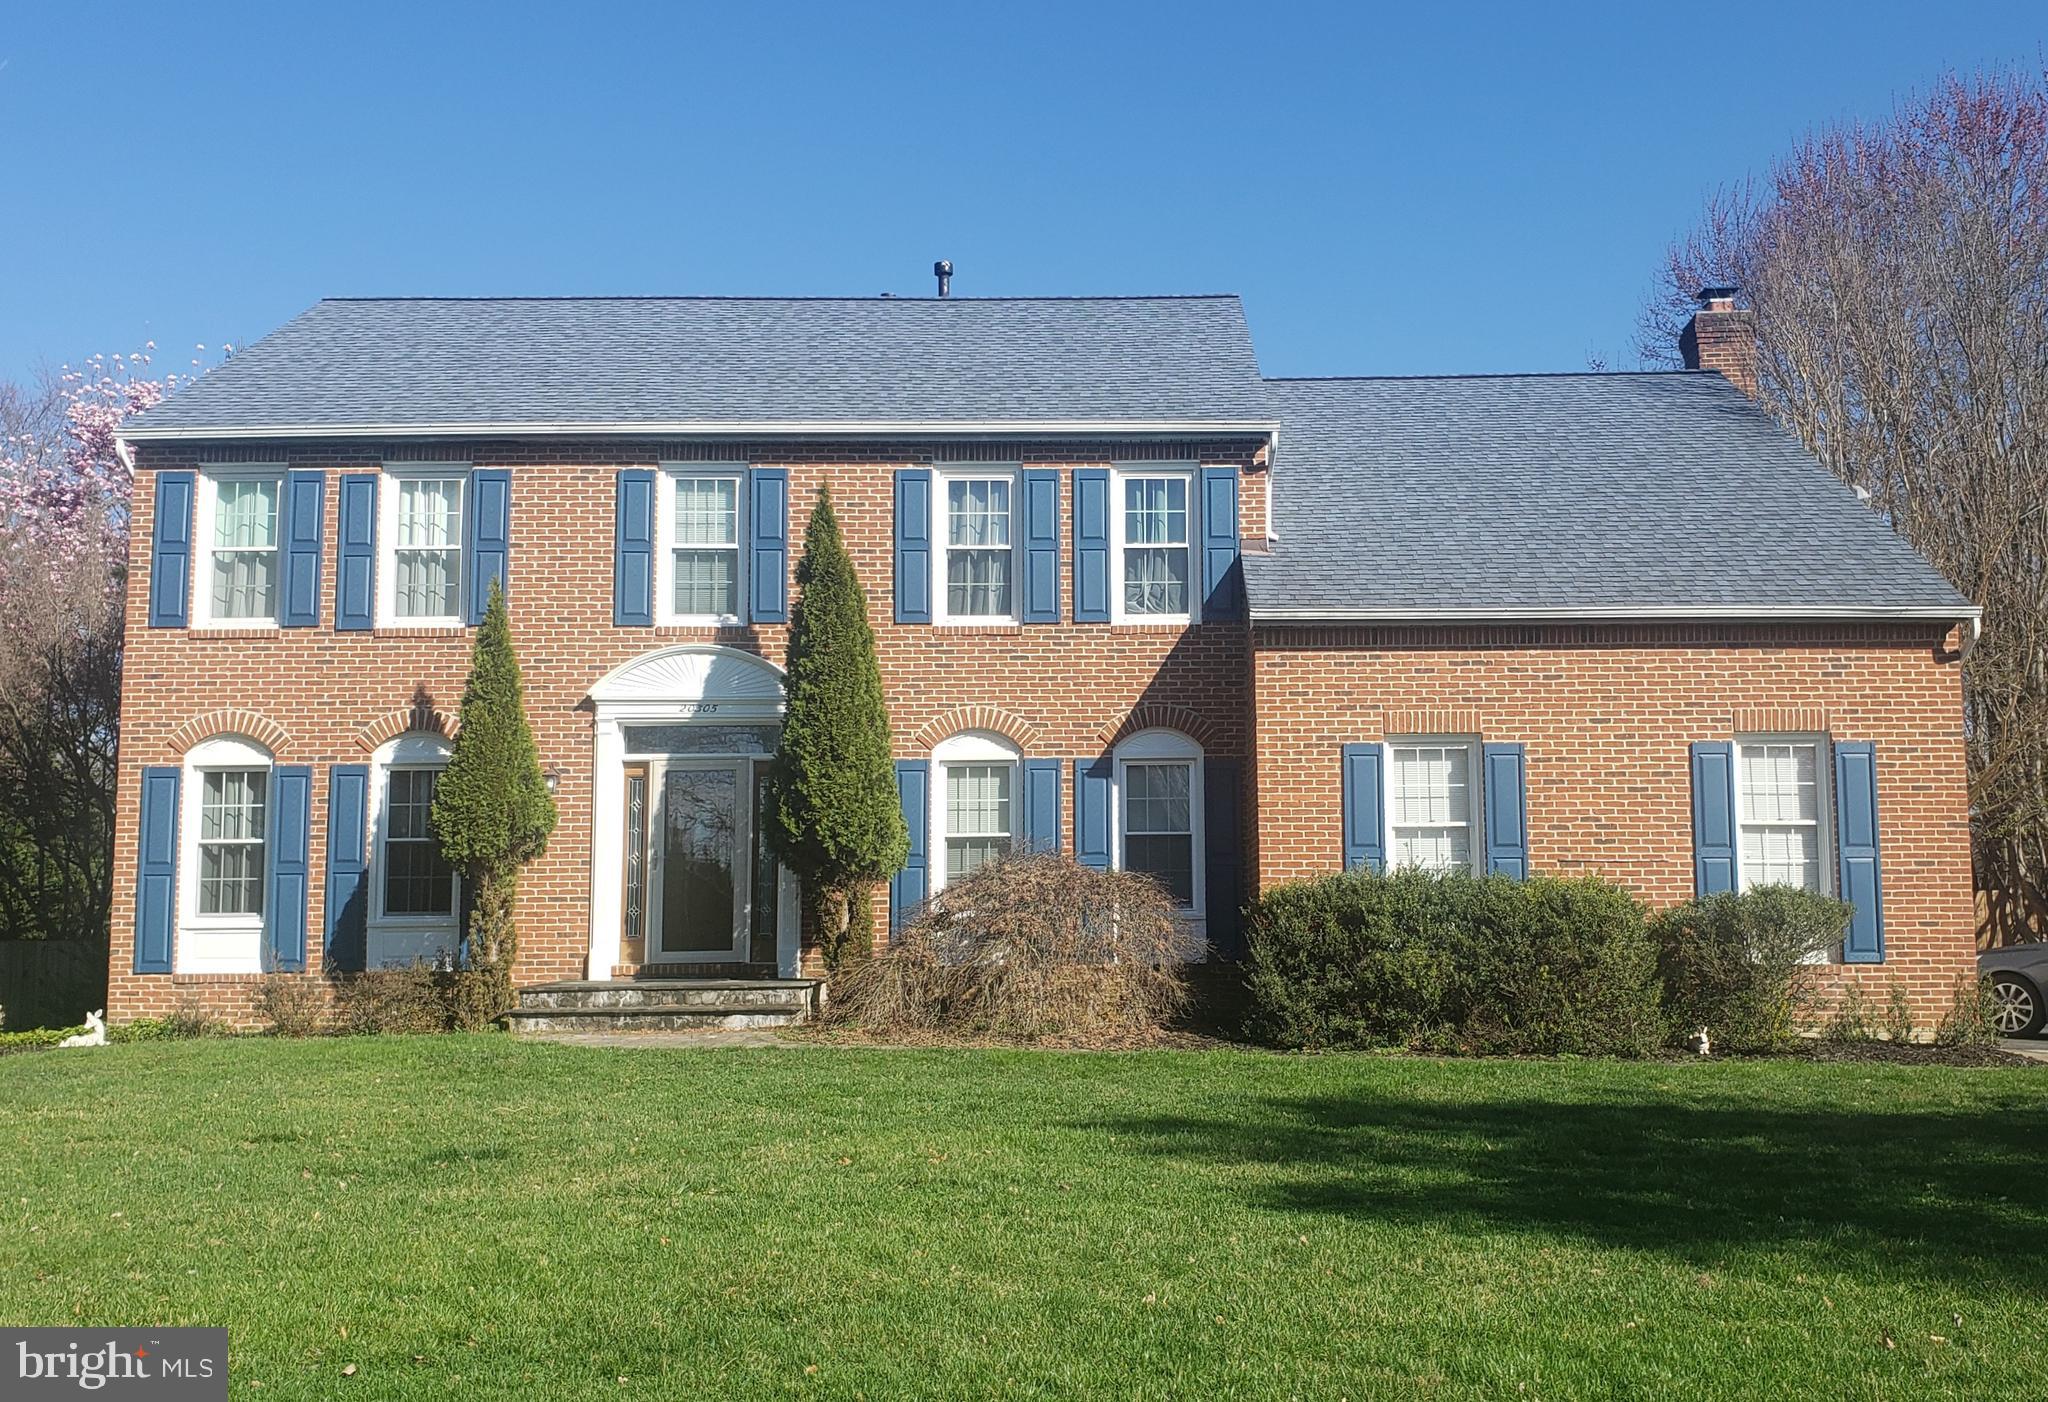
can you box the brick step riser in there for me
[504,1007,805,1034]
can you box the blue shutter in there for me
[1690,741,1737,897]
[890,760,928,937]
[1341,744,1386,873]
[1073,468,1111,623]
[465,467,510,623]
[894,470,932,624]
[147,471,194,628]
[1074,755,1113,870]
[1200,466,1242,622]
[1483,743,1529,879]
[281,471,324,627]
[324,764,370,973]
[335,474,377,631]
[1022,759,1062,853]
[1205,759,1244,957]
[132,766,180,973]
[748,467,790,624]
[1835,741,1886,964]
[613,469,655,627]
[266,766,311,972]
[1020,469,1061,623]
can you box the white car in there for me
[1981,943,2048,1038]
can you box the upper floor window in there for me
[936,470,1016,623]
[931,731,1018,889]
[660,467,744,623]
[1387,738,1480,874]
[1734,736,1831,894]
[194,469,284,626]
[380,467,465,626]
[1114,727,1204,914]
[1115,467,1194,621]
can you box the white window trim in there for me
[176,734,273,974]
[1110,463,1199,625]
[932,465,1021,627]
[1383,735,1484,876]
[191,465,286,629]
[656,463,747,627]
[929,731,1021,893]
[1732,732,1836,891]
[367,734,462,968]
[376,463,469,629]
[1112,727,1205,921]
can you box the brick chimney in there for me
[1679,286,1757,397]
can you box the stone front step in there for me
[504,977,824,1035]
[504,1005,803,1034]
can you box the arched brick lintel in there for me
[909,705,1046,752]
[1099,703,1216,750]
[167,708,292,756]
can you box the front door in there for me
[649,758,750,961]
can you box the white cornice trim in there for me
[120,418,1282,443]
[1248,603,1983,624]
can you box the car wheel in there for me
[1989,974,2044,1038]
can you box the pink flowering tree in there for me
[0,346,204,946]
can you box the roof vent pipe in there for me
[934,260,953,297]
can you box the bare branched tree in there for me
[1643,71,2048,943]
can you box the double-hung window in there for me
[660,467,744,623]
[1113,728,1204,914]
[195,469,284,626]
[1387,738,1480,874]
[1115,468,1194,620]
[931,732,1018,888]
[382,768,455,917]
[381,468,465,626]
[936,471,1015,622]
[179,735,275,974]
[1734,736,1830,894]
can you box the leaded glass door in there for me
[648,758,750,960]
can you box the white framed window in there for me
[658,465,745,624]
[369,734,461,968]
[177,734,273,973]
[934,469,1017,624]
[1386,737,1481,874]
[192,467,285,627]
[931,731,1019,890]
[378,466,466,627]
[1112,465,1196,622]
[1114,728,1204,916]
[1733,735,1833,896]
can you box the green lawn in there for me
[2,1039,2043,1400]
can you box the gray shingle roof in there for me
[123,296,1273,437]
[1247,373,1971,619]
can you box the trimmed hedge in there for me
[1649,886,1850,1051]
[1244,870,1664,1057]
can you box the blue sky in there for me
[0,1,2039,386]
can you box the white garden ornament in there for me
[59,1010,107,1048]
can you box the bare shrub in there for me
[1936,974,2001,1046]
[164,995,220,1039]
[825,852,1194,1042]
[330,965,453,1036]
[253,973,327,1037]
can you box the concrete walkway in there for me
[1999,1038,2048,1063]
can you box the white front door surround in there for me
[585,645,799,979]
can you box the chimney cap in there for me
[1696,284,1739,309]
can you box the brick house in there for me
[106,290,1979,1029]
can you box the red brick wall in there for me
[1248,622,1977,1027]
[107,439,1265,1023]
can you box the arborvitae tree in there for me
[766,486,908,968]
[433,581,557,1026]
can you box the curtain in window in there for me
[1122,478,1189,614]
[1389,745,1473,872]
[945,762,1012,881]
[946,479,1012,616]
[1738,742,1822,889]
[198,769,267,915]
[673,477,739,615]
[394,478,462,619]
[211,479,279,619]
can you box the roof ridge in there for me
[1267,370,1708,384]
[314,293,1246,305]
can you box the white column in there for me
[586,715,625,980]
